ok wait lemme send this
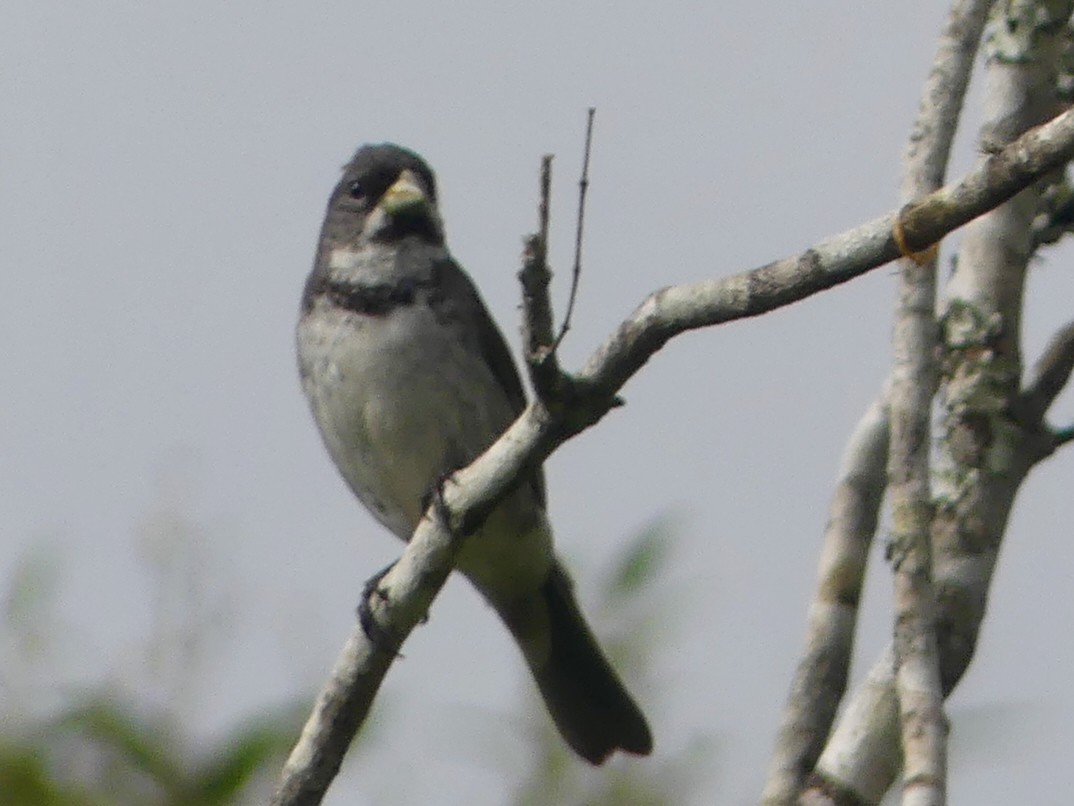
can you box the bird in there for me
[296,142,652,764]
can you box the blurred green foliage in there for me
[0,696,301,806]
[1,493,709,804]
[0,498,303,806]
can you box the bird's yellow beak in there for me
[379,169,428,216]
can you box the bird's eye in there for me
[347,180,367,199]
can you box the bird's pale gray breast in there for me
[297,246,521,541]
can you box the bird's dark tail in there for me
[501,561,653,765]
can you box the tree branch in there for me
[1018,317,1074,422]
[578,103,1074,401]
[760,391,890,805]
[886,2,992,802]
[764,3,990,799]
[272,101,1074,806]
[807,5,1074,802]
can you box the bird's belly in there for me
[297,305,552,596]
[299,307,451,534]
[297,305,522,540]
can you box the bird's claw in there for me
[357,562,404,656]
[421,472,459,539]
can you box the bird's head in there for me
[323,143,444,248]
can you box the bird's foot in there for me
[357,561,404,656]
[421,471,459,539]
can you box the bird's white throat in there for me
[328,240,447,282]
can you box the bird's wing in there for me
[432,257,547,507]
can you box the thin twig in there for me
[539,154,552,259]
[519,156,563,399]
[555,107,596,349]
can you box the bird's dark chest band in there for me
[320,277,438,317]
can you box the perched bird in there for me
[296,143,652,764]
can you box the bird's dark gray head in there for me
[320,143,444,248]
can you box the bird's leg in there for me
[359,469,462,656]
[357,561,404,656]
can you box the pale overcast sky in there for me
[4,3,1074,804]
